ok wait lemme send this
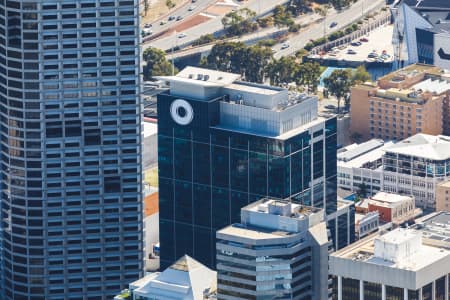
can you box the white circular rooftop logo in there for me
[170,99,194,126]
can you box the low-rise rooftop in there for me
[384,134,450,160]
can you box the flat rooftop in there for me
[414,211,450,249]
[384,134,450,160]
[379,63,440,82]
[370,192,412,204]
[333,229,449,271]
[337,140,395,168]
[218,223,295,240]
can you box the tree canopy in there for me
[142,47,176,80]
[221,8,258,37]
[323,69,353,112]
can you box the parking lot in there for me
[312,24,395,63]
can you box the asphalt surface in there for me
[144,0,218,36]
[145,0,290,51]
[273,0,386,58]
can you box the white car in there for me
[177,33,187,38]
[188,5,196,11]
[281,43,290,49]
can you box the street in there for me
[274,0,386,58]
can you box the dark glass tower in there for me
[0,0,143,299]
[157,67,337,269]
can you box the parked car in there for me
[330,21,338,28]
[188,5,196,11]
[368,52,378,58]
[144,23,152,28]
[168,16,175,21]
[347,49,357,55]
[351,41,362,47]
[360,37,369,42]
[281,42,290,49]
[177,33,187,38]
[176,15,183,21]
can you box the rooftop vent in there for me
[188,74,194,79]
[197,74,203,80]
[203,75,210,81]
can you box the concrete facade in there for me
[216,198,331,300]
[330,220,450,300]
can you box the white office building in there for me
[382,134,450,209]
[338,139,395,196]
[216,198,331,300]
[330,211,450,300]
[338,134,450,210]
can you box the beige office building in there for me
[436,180,450,212]
[351,64,450,142]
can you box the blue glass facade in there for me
[158,92,337,269]
[0,0,143,299]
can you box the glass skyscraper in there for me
[0,0,143,299]
[157,67,337,269]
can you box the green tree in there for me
[192,34,215,46]
[323,69,353,113]
[242,45,274,83]
[357,182,368,198]
[204,43,273,83]
[206,42,246,73]
[142,47,175,80]
[222,8,257,37]
[352,65,371,84]
[267,56,299,86]
[288,0,310,16]
[165,0,175,9]
[273,5,294,28]
[295,62,321,93]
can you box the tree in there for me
[273,5,294,28]
[323,69,353,113]
[165,0,175,9]
[205,42,246,73]
[192,34,215,46]
[357,182,368,198]
[204,43,274,83]
[242,45,274,83]
[222,8,257,37]
[295,62,321,93]
[288,0,311,16]
[267,56,299,86]
[352,65,371,84]
[142,47,175,80]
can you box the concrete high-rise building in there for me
[0,0,143,299]
[157,67,338,269]
[330,212,450,300]
[350,64,449,142]
[216,198,331,300]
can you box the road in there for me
[165,13,321,60]
[144,0,218,36]
[145,0,290,51]
[273,0,386,58]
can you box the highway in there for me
[144,0,289,52]
[144,0,218,37]
[273,0,386,58]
